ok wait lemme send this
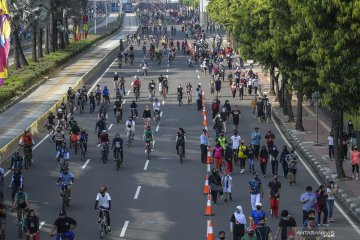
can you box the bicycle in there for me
[178,142,184,164]
[114,148,123,171]
[101,143,109,164]
[99,208,109,238]
[25,232,39,240]
[116,109,122,125]
[80,141,87,161]
[134,87,140,101]
[60,183,72,211]
[126,130,133,148]
[162,87,167,100]
[69,134,79,155]
[177,93,183,107]
[187,91,192,104]
[145,141,152,160]
[23,145,32,169]
[154,110,161,126]
[17,208,27,238]
[58,156,69,172]
[90,101,95,114]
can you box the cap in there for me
[247,227,255,232]
[236,206,242,210]
[256,202,262,207]
[59,210,66,216]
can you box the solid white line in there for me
[272,110,360,236]
[39,221,45,229]
[197,75,200,79]
[160,111,163,117]
[122,99,127,104]
[134,186,141,199]
[4,170,11,177]
[108,124,113,130]
[120,221,129,237]
[155,125,159,132]
[144,160,149,170]
[162,100,165,105]
[131,81,134,86]
[33,134,50,150]
[153,140,156,147]
[81,159,91,169]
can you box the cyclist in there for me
[56,141,70,163]
[98,105,108,120]
[143,105,152,120]
[111,134,124,160]
[120,77,126,96]
[102,86,110,104]
[119,39,124,52]
[79,128,88,153]
[113,99,123,121]
[68,116,77,130]
[89,92,96,110]
[75,89,84,110]
[129,43,134,51]
[176,128,186,157]
[130,100,138,119]
[113,72,120,90]
[57,166,74,199]
[133,77,141,96]
[125,117,136,139]
[25,209,40,240]
[69,120,80,148]
[143,126,154,151]
[12,187,29,222]
[158,74,164,85]
[186,82,192,96]
[47,111,56,134]
[95,84,102,103]
[148,80,156,99]
[94,186,112,232]
[49,210,77,240]
[177,84,184,102]
[162,76,169,94]
[9,168,23,202]
[19,130,35,162]
[95,118,107,139]
[53,126,65,149]
[9,151,23,170]
[81,85,88,102]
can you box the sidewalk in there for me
[256,65,360,222]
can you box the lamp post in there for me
[312,91,321,145]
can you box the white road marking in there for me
[131,81,134,86]
[108,124,113,130]
[122,99,127,104]
[127,90,130,95]
[162,100,165,105]
[39,221,45,229]
[120,221,129,237]
[196,70,199,73]
[97,144,101,147]
[4,170,11,177]
[207,164,211,172]
[137,69,140,72]
[134,186,141,199]
[167,69,169,72]
[160,111,163,117]
[144,160,149,170]
[153,140,156,147]
[33,134,50,150]
[81,159,91,169]
[155,125,159,132]
[272,110,360,236]
[197,75,200,79]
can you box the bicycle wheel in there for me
[147,145,151,160]
[18,222,23,238]
[24,156,29,169]
[100,223,105,239]
[81,148,86,161]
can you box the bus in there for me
[124,2,133,13]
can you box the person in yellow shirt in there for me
[238,140,248,173]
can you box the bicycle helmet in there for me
[102,130,107,133]
[155,98,158,102]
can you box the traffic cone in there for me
[206,147,213,164]
[202,107,207,116]
[207,220,215,240]
[203,174,210,194]
[205,193,214,216]
[203,115,208,126]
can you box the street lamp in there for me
[312,91,322,145]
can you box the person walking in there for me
[265,129,275,152]
[231,130,241,166]
[238,140,248,173]
[327,132,334,160]
[230,206,247,240]
[222,172,233,201]
[220,108,228,134]
[274,210,297,240]
[268,175,281,218]
[212,99,220,119]
[251,97,257,118]
[326,181,338,223]
[213,142,224,171]
[225,143,234,173]
[269,145,279,176]
[209,168,222,205]
[196,88,202,111]
[200,129,208,164]
[231,82,237,100]
[255,218,272,240]
[213,113,223,139]
[351,145,360,180]
[241,227,257,240]
[217,230,227,240]
[300,186,317,225]
[286,148,298,185]
[249,173,264,210]
[315,185,329,226]
[259,146,269,177]
[231,106,241,131]
[247,145,255,173]
[279,146,289,179]
[251,127,261,161]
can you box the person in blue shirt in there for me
[251,127,261,161]
[57,167,74,199]
[249,173,264,211]
[200,129,208,163]
[79,128,88,152]
[300,186,317,225]
[9,151,23,170]
[56,142,70,162]
[249,202,266,229]
[102,86,110,104]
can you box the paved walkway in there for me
[0,13,138,159]
[256,65,360,221]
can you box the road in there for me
[2,28,360,239]
[0,13,137,150]
[7,13,119,66]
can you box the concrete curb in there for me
[258,84,360,224]
[0,14,140,166]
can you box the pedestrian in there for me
[351,145,359,180]
[238,140,248,173]
[348,120,355,135]
[327,132,334,160]
[224,100,232,120]
[215,78,222,97]
[210,77,215,97]
[217,132,227,149]
[231,106,241,131]
[247,145,255,173]
[231,82,237,100]
[265,129,275,152]
[269,145,279,176]
[303,210,318,227]
[253,75,259,95]
[213,142,224,171]
[350,131,357,150]
[212,99,220,119]
[220,108,228,134]
[239,80,245,100]
[213,113,223,139]
[256,98,264,122]
[217,230,227,240]
[341,132,349,160]
[225,143,233,173]
[230,206,247,240]
[286,148,298,185]
[300,186,317,225]
[200,129,208,164]
[259,146,269,177]
[268,175,281,218]
[241,227,257,240]
[247,77,253,95]
[249,202,266,229]
[315,185,329,226]
[255,218,272,240]
[209,168,222,205]
[274,210,297,240]
[231,130,241,166]
[196,88,202,111]
[251,97,257,118]
[251,127,261,160]
[0,167,4,202]
[279,146,289,178]
[326,181,338,223]
[249,173,264,211]
[222,171,233,201]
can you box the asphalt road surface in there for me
[2,27,360,239]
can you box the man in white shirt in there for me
[328,132,334,159]
[231,130,242,165]
[253,76,259,95]
[95,186,112,232]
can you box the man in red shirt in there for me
[265,129,275,151]
[19,130,35,160]
[133,77,141,97]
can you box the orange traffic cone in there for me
[203,115,208,126]
[203,174,210,194]
[202,107,207,116]
[206,147,213,164]
[207,220,215,240]
[205,193,214,216]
